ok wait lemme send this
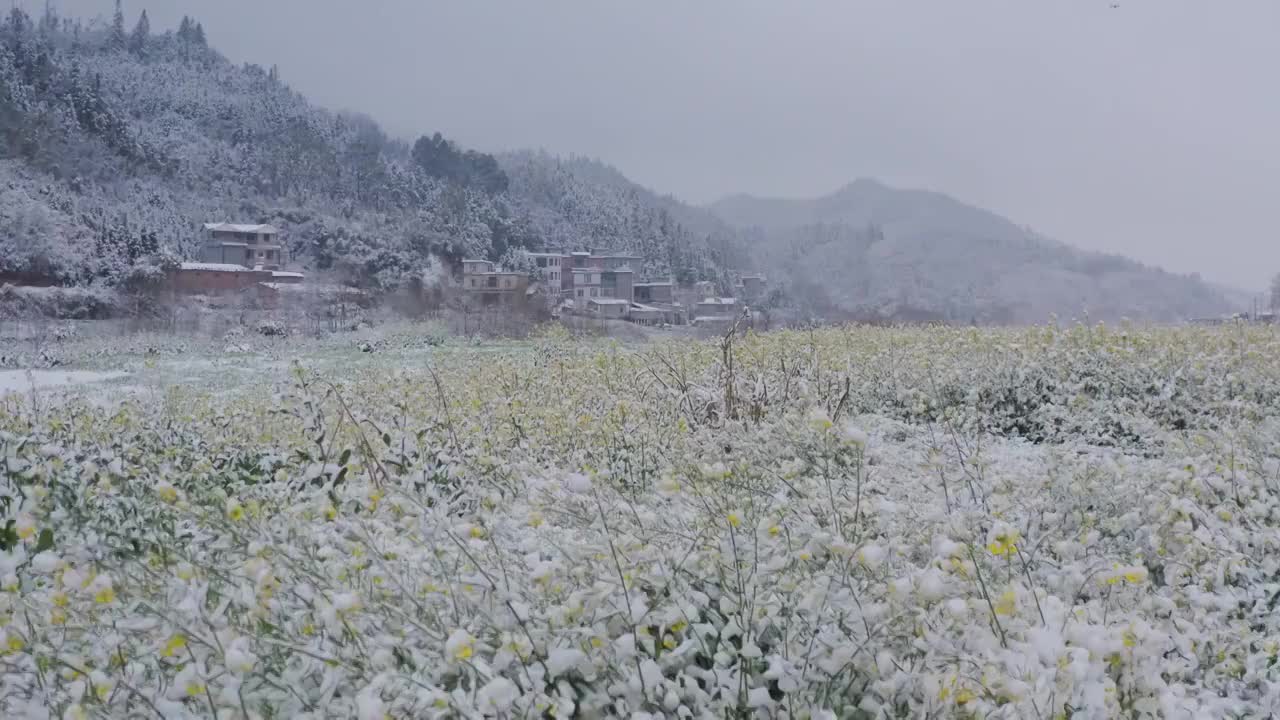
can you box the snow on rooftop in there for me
[589,298,631,305]
[179,262,254,273]
[204,223,279,234]
[699,297,738,305]
[271,271,305,278]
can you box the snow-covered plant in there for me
[1,324,1279,717]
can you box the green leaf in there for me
[35,528,54,553]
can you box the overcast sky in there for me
[44,0,1280,290]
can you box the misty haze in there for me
[1,2,1278,718]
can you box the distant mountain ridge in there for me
[708,179,1235,324]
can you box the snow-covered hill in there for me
[710,179,1236,324]
[0,7,724,290]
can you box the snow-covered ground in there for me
[0,369,127,396]
[0,323,1278,718]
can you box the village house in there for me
[167,222,304,294]
[587,297,631,318]
[200,223,286,270]
[736,274,767,302]
[633,281,674,304]
[627,304,666,325]
[461,259,529,306]
[694,297,739,321]
[526,253,564,288]
[570,267,603,311]
[632,281,685,324]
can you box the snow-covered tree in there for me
[128,9,149,56]
[108,0,126,51]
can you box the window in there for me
[590,288,598,297]
[487,276,498,288]
[504,278,512,288]
[470,278,477,287]
[576,289,584,298]
[536,258,547,268]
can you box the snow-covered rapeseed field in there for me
[2,323,1279,718]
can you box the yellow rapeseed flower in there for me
[163,634,187,658]
[988,530,1019,557]
[994,589,1017,616]
[1122,629,1137,648]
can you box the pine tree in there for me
[109,0,127,51]
[38,0,57,36]
[177,16,192,41]
[128,10,150,56]
[193,22,206,46]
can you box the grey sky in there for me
[44,0,1280,289]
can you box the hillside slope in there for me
[0,7,722,291]
[710,179,1234,324]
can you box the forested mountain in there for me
[711,179,1236,324]
[0,5,723,290]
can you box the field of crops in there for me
[1,323,1279,718]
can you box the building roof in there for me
[629,304,664,315]
[179,262,255,273]
[589,298,631,306]
[271,271,305,279]
[204,223,279,234]
[526,252,564,257]
[633,281,673,287]
[699,297,738,305]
